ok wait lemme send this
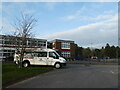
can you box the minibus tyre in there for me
[54,63,61,69]
[23,61,30,67]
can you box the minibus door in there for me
[34,52,47,65]
[48,52,59,65]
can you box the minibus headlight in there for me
[63,59,66,62]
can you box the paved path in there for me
[7,64,118,88]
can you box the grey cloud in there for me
[40,14,118,48]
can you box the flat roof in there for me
[52,39,74,43]
[0,35,47,41]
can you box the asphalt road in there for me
[7,64,118,88]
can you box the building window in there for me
[38,41,46,47]
[0,39,3,44]
[62,51,70,57]
[61,42,70,49]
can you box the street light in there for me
[90,43,93,65]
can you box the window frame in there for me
[61,42,70,49]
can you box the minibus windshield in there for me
[54,51,60,57]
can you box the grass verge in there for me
[2,64,53,87]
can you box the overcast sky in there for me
[1,1,118,48]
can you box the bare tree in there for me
[12,13,37,68]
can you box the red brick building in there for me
[51,39,75,58]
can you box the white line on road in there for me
[101,70,118,75]
[110,71,115,74]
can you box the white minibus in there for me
[14,48,67,69]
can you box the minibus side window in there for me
[49,52,59,59]
[38,52,47,57]
[33,53,39,57]
[24,52,32,57]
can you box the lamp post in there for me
[118,38,120,65]
[90,43,93,64]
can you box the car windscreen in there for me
[54,51,60,57]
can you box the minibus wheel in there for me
[23,61,29,67]
[54,63,61,69]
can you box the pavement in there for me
[6,64,118,88]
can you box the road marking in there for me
[101,70,118,75]
[110,70,118,74]
[110,71,115,74]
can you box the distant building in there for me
[0,35,47,60]
[0,35,76,60]
[51,39,75,58]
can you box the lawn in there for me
[2,64,53,87]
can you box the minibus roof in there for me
[39,48,55,52]
[15,48,56,53]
